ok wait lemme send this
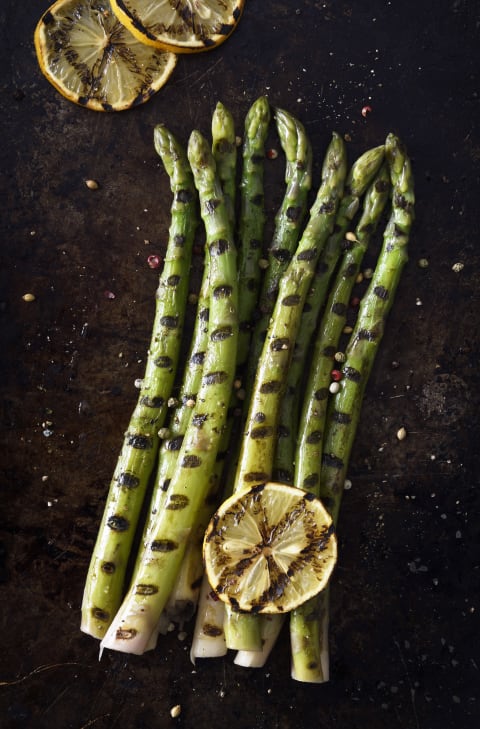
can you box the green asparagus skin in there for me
[162,103,239,620]
[100,130,238,655]
[288,134,414,682]
[247,107,313,372]
[236,96,271,359]
[212,100,238,228]
[273,144,385,484]
[290,163,391,683]
[233,133,347,495]
[146,103,238,546]
[321,133,414,524]
[80,126,198,639]
[296,163,391,495]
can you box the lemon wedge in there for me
[34,0,177,111]
[203,482,337,614]
[110,0,244,53]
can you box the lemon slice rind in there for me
[34,0,177,112]
[203,482,337,614]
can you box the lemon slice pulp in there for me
[110,0,244,53]
[203,482,337,614]
[34,0,177,111]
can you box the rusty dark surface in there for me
[1,1,479,728]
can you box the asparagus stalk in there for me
[220,134,347,652]
[321,133,414,524]
[273,144,386,485]
[234,132,347,494]
[247,107,313,373]
[290,134,414,682]
[100,130,238,655]
[81,126,198,639]
[290,163,391,683]
[236,96,271,358]
[157,102,239,621]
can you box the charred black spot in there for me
[282,294,301,307]
[332,301,347,316]
[253,411,266,423]
[375,179,389,193]
[244,472,269,483]
[332,410,352,424]
[323,345,336,358]
[297,248,317,261]
[345,263,358,277]
[344,366,361,382]
[203,370,229,385]
[117,472,140,489]
[316,261,329,275]
[192,413,208,427]
[166,435,184,451]
[211,326,234,341]
[306,430,323,444]
[101,562,115,574]
[250,425,274,439]
[271,248,292,264]
[160,315,179,329]
[107,515,130,532]
[209,239,229,255]
[319,199,336,214]
[203,623,223,637]
[174,234,186,246]
[205,198,220,213]
[161,478,171,492]
[177,189,194,204]
[191,351,206,366]
[322,453,344,469]
[374,285,389,300]
[140,395,164,408]
[166,274,181,287]
[357,328,376,341]
[126,433,153,450]
[182,455,202,468]
[314,388,329,401]
[259,380,282,394]
[115,628,137,640]
[213,285,233,299]
[286,205,302,222]
[270,337,290,351]
[91,607,109,622]
[154,355,173,368]
[166,494,190,510]
[151,539,178,552]
[303,474,319,489]
[135,584,159,595]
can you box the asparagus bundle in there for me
[100,130,239,655]
[290,162,392,682]
[82,100,415,680]
[81,127,198,639]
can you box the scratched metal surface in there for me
[1,1,479,728]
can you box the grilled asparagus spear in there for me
[81,126,198,639]
[100,130,239,655]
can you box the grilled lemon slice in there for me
[34,0,177,111]
[110,0,244,53]
[203,482,337,614]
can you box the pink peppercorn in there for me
[147,254,161,269]
[361,105,372,117]
[331,369,343,382]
